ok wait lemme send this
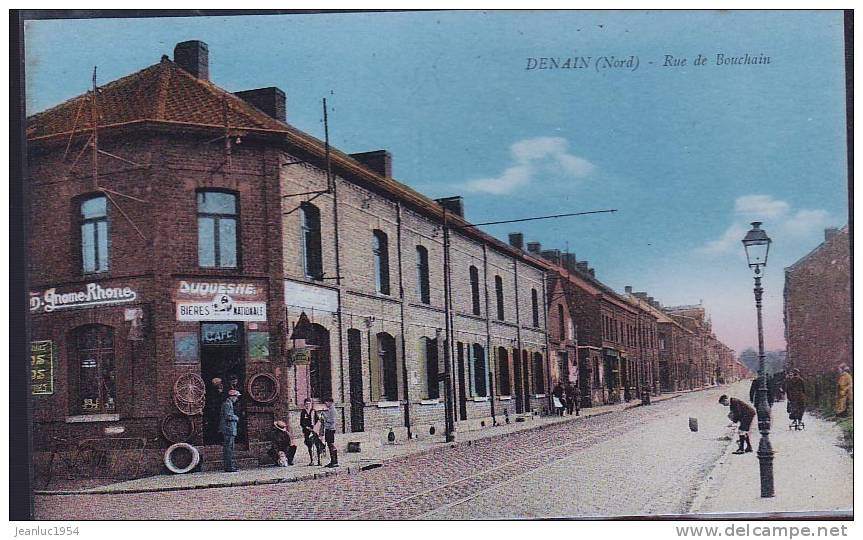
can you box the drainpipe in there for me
[542,270,553,413]
[324,100,347,432]
[481,243,495,423]
[441,209,456,442]
[396,203,412,439]
[513,256,524,413]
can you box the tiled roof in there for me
[26,57,289,140]
[26,55,548,270]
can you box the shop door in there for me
[347,329,364,432]
[513,349,524,414]
[201,323,247,445]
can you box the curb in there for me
[35,393,684,496]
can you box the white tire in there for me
[164,443,200,474]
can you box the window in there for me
[80,196,108,273]
[300,203,323,279]
[558,304,565,339]
[532,352,545,394]
[531,289,540,327]
[375,332,398,400]
[416,246,430,304]
[197,191,238,268]
[472,344,487,397]
[469,266,481,315]
[373,230,391,295]
[73,325,116,414]
[496,347,511,396]
[495,275,504,321]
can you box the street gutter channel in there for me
[36,393,684,496]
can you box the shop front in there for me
[171,278,273,450]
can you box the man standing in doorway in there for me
[322,396,339,468]
[219,389,241,472]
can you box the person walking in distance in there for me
[784,368,807,429]
[835,364,853,417]
[719,394,755,455]
[219,389,241,472]
[322,396,339,468]
[552,382,565,416]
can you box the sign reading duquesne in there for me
[174,279,267,322]
[30,282,138,313]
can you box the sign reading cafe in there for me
[174,280,267,322]
[30,282,138,314]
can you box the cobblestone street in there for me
[35,383,779,520]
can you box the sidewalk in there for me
[37,392,682,495]
[691,405,853,516]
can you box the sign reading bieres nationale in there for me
[174,280,267,322]
[30,283,138,313]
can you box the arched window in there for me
[472,344,487,397]
[495,275,505,321]
[197,190,238,268]
[558,304,565,339]
[80,195,109,273]
[496,346,511,396]
[300,202,323,280]
[533,352,545,394]
[416,245,430,304]
[469,265,481,315]
[72,325,116,415]
[373,230,391,295]
[531,288,540,327]
[419,337,439,399]
[375,332,398,400]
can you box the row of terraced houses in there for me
[27,41,745,475]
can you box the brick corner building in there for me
[784,226,851,377]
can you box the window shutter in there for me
[369,331,381,402]
[395,333,404,401]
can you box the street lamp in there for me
[741,221,774,498]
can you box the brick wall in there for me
[784,228,851,377]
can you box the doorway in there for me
[347,329,364,432]
[513,348,524,414]
[456,343,468,421]
[201,322,246,445]
[521,351,531,412]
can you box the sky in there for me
[23,10,850,355]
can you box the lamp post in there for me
[741,221,774,498]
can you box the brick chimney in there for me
[576,261,589,273]
[561,253,577,272]
[541,249,562,264]
[508,233,524,250]
[824,227,839,241]
[351,150,393,178]
[625,286,633,295]
[174,40,209,80]
[526,242,542,255]
[435,196,464,218]
[234,87,286,122]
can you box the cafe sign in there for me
[30,283,138,314]
[175,280,267,322]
